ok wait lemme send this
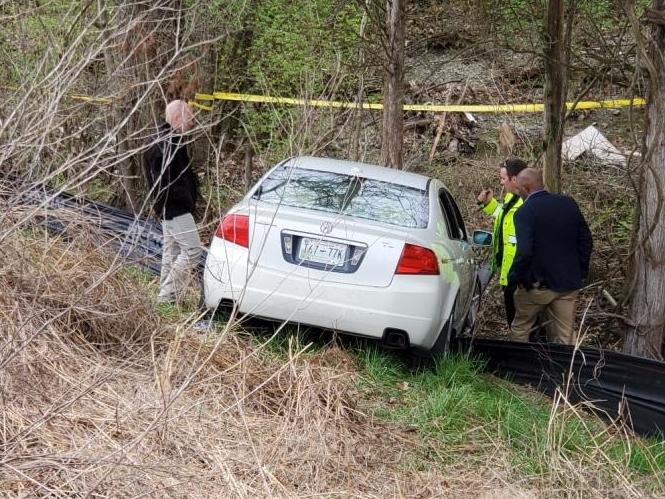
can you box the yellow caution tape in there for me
[203,92,646,113]
[188,100,214,111]
[70,94,113,105]
[2,85,114,105]
[3,84,647,113]
[208,91,383,110]
[565,98,646,110]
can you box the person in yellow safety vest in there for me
[477,158,528,327]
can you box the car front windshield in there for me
[255,165,429,229]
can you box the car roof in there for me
[283,156,430,190]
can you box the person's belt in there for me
[518,281,549,290]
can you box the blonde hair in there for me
[165,100,194,133]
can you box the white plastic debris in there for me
[562,125,628,166]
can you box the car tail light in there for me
[395,243,439,275]
[215,214,249,248]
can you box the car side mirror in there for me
[472,230,492,247]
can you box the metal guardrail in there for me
[7,181,665,438]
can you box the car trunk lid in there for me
[248,204,413,288]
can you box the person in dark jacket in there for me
[508,168,593,344]
[144,100,202,304]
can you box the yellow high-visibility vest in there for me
[481,192,523,286]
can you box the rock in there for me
[447,137,459,153]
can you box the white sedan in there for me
[204,156,490,355]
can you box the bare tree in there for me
[96,0,140,212]
[624,1,665,360]
[350,2,369,161]
[542,0,574,192]
[380,0,405,169]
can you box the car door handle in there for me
[440,257,465,264]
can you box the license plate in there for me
[298,238,346,267]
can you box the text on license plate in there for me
[298,238,346,266]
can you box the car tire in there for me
[428,298,458,359]
[462,278,482,336]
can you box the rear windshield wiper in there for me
[341,176,363,210]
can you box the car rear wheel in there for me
[428,298,458,359]
[462,278,482,336]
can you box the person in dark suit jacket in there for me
[508,168,593,344]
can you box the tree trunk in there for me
[350,5,369,162]
[97,0,141,213]
[217,3,258,144]
[381,0,405,169]
[625,1,665,360]
[542,0,567,193]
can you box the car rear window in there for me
[254,165,429,228]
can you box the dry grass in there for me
[0,194,662,497]
[1,219,660,499]
[1,207,497,497]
